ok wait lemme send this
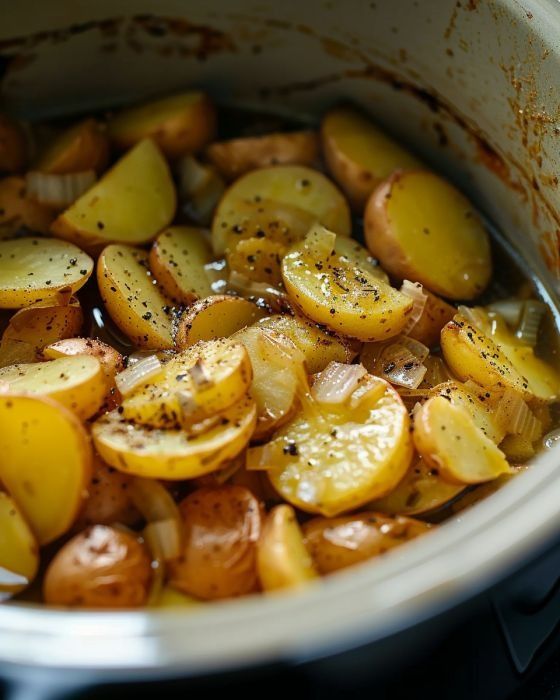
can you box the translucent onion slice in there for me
[115,355,162,396]
[302,223,336,260]
[143,519,182,562]
[26,170,96,209]
[177,155,226,226]
[516,300,546,347]
[495,388,541,442]
[311,361,367,404]
[487,299,524,327]
[228,271,291,312]
[379,343,427,389]
[400,280,427,334]
[128,477,181,524]
[457,305,489,332]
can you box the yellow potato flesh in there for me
[500,344,560,402]
[365,171,491,299]
[227,236,285,287]
[0,177,55,238]
[0,491,39,596]
[266,377,412,516]
[413,396,511,484]
[36,118,109,175]
[98,244,175,350]
[0,237,92,308]
[151,587,201,608]
[92,395,257,479]
[334,236,389,284]
[0,394,92,544]
[52,139,176,249]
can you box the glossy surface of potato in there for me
[227,236,285,287]
[43,337,124,387]
[36,119,109,175]
[0,491,39,595]
[365,171,491,299]
[169,486,262,600]
[0,115,26,173]
[43,525,151,608]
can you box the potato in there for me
[175,294,267,348]
[43,525,152,608]
[0,237,92,309]
[500,344,560,402]
[0,177,55,238]
[257,504,317,592]
[98,244,175,350]
[77,457,138,527]
[43,337,124,385]
[206,131,320,181]
[364,171,491,299]
[227,236,285,287]
[281,229,413,342]
[35,119,109,175]
[261,374,412,516]
[413,396,512,484]
[212,165,351,256]
[177,155,226,226]
[52,139,176,250]
[303,512,431,575]
[0,491,39,595]
[334,236,389,284]
[0,115,27,173]
[149,226,213,305]
[0,394,92,544]
[168,486,262,600]
[321,106,421,211]
[152,587,201,608]
[408,289,456,348]
[257,313,359,374]
[92,394,256,479]
[0,355,106,420]
[108,91,216,158]
[120,339,252,429]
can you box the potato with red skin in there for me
[43,525,152,608]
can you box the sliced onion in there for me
[115,354,162,396]
[143,519,182,562]
[400,280,427,334]
[178,155,226,226]
[495,388,541,442]
[516,300,546,347]
[228,270,291,312]
[423,356,452,387]
[399,335,430,362]
[26,170,96,209]
[379,343,427,389]
[129,476,182,525]
[312,361,367,404]
[302,223,336,260]
[543,428,560,450]
[349,374,386,408]
[458,305,489,331]
[487,299,524,327]
[0,566,28,589]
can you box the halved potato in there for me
[334,236,389,284]
[35,119,109,175]
[500,344,560,402]
[0,237,92,309]
[257,504,317,592]
[227,236,285,287]
[108,91,216,158]
[364,171,491,299]
[43,337,124,386]
[52,139,176,250]
[98,244,175,350]
[413,396,512,484]
[92,394,257,479]
[0,491,39,596]
[175,294,267,348]
[0,355,106,420]
[0,177,55,237]
[149,226,213,305]
[408,289,456,348]
[321,105,421,211]
[0,394,92,544]
[207,131,320,181]
[0,115,27,173]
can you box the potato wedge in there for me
[303,512,431,575]
[0,394,92,544]
[212,165,351,256]
[0,355,106,420]
[321,106,421,211]
[207,131,320,181]
[413,396,512,484]
[0,237,92,309]
[43,337,124,385]
[257,504,317,591]
[169,486,262,600]
[364,171,491,299]
[108,91,216,158]
[98,244,175,350]
[149,226,213,305]
[35,119,109,175]
[175,294,267,348]
[408,289,456,348]
[77,456,138,527]
[0,177,55,238]
[0,115,27,174]
[0,491,39,596]
[52,139,176,250]
[92,394,256,479]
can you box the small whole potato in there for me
[43,525,152,608]
[77,458,139,528]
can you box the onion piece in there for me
[302,223,336,260]
[400,280,428,334]
[349,374,386,409]
[399,335,429,362]
[516,300,546,347]
[457,305,489,331]
[26,170,96,209]
[115,354,162,396]
[312,361,367,404]
[129,476,182,525]
[379,343,427,389]
[495,388,541,442]
[143,519,182,562]
[487,299,524,327]
[228,270,291,312]
[177,155,226,226]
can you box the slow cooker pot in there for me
[1,0,560,697]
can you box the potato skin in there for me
[43,525,152,608]
[0,115,26,173]
[408,290,456,349]
[36,119,109,175]
[77,458,139,528]
[0,176,55,236]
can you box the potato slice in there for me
[227,236,285,287]
[0,355,106,420]
[149,226,213,305]
[98,244,175,350]
[364,171,491,299]
[207,131,320,181]
[0,177,55,238]
[169,486,262,600]
[92,394,256,479]
[408,289,456,348]
[108,91,216,158]
[212,165,351,256]
[176,294,267,348]
[0,491,39,596]
[0,115,27,173]
[0,394,92,544]
[0,237,92,309]
[120,339,252,429]
[303,512,431,575]
[43,337,124,385]
[321,106,421,211]
[334,236,389,284]
[257,504,317,591]
[52,139,176,250]
[262,375,412,516]
[281,230,413,342]
[500,344,560,402]
[35,119,109,175]
[413,396,512,484]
